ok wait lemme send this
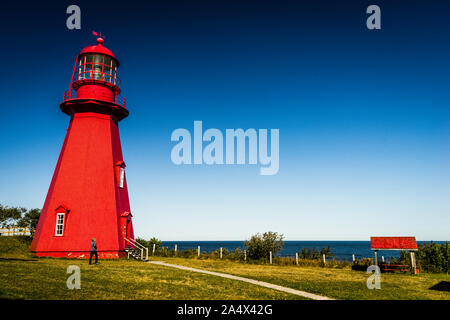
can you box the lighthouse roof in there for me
[79,37,119,64]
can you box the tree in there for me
[0,204,41,236]
[17,208,41,236]
[148,237,162,251]
[135,237,162,250]
[244,231,284,260]
[0,204,26,228]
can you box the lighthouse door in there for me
[125,218,130,241]
[120,211,132,247]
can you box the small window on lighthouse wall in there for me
[55,213,65,236]
[119,167,125,188]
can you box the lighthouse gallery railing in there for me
[62,89,126,108]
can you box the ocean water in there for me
[160,241,444,261]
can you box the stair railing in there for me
[124,238,148,260]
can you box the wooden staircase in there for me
[124,238,149,261]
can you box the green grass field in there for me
[1,237,449,300]
[0,238,298,300]
[158,257,450,300]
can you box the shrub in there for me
[211,248,230,259]
[178,249,197,258]
[228,247,245,260]
[352,258,373,271]
[135,237,162,252]
[394,241,450,273]
[244,231,284,260]
[299,247,319,259]
[158,246,171,257]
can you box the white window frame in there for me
[55,213,65,236]
[119,167,125,188]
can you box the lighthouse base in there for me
[31,250,126,259]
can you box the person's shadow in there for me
[429,281,450,292]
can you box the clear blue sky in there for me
[1,1,449,240]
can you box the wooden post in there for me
[381,256,385,263]
[152,243,156,255]
[174,244,177,255]
[269,251,272,264]
[374,250,378,266]
[198,246,200,257]
[410,251,417,275]
[220,247,223,259]
[295,252,299,265]
[244,250,247,261]
[352,254,355,262]
[322,254,326,265]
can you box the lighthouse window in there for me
[119,167,125,188]
[77,54,118,84]
[104,56,111,67]
[85,54,93,63]
[55,213,65,236]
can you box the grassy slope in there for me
[1,237,449,300]
[0,237,299,300]
[155,257,450,300]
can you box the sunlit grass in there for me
[156,257,450,300]
[1,237,449,300]
[0,237,300,300]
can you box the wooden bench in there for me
[381,264,410,272]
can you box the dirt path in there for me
[147,260,334,300]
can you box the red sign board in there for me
[370,237,418,251]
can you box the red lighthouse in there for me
[30,36,135,258]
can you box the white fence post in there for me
[322,254,326,264]
[410,251,417,275]
[352,254,355,262]
[198,246,200,257]
[174,244,177,255]
[244,250,247,261]
[220,247,223,259]
[382,256,385,263]
[269,251,272,264]
[152,243,156,255]
[296,252,299,265]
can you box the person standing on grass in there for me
[89,238,98,265]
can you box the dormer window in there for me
[54,205,69,237]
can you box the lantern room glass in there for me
[77,53,118,85]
